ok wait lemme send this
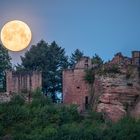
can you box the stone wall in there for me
[63,57,93,111]
[95,67,140,122]
[75,56,93,69]
[63,69,89,111]
[6,71,42,93]
[109,52,132,66]
[109,51,140,66]
[63,52,140,121]
[132,51,140,66]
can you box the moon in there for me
[0,20,32,52]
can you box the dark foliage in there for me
[92,54,103,66]
[69,49,84,68]
[84,69,95,84]
[103,64,121,74]
[0,44,11,92]
[0,90,140,140]
[17,40,69,102]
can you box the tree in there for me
[19,40,68,102]
[0,44,11,72]
[92,54,103,66]
[0,44,11,91]
[69,49,84,68]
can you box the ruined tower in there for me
[132,51,140,66]
[63,57,92,111]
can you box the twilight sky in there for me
[0,0,140,65]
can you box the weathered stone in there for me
[6,71,42,93]
[63,52,140,122]
[95,71,140,121]
[97,103,126,122]
[63,68,90,112]
[0,93,11,102]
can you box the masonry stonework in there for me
[132,51,140,66]
[95,70,140,122]
[6,71,42,93]
[63,69,89,111]
[63,57,91,111]
[108,51,140,66]
[63,51,140,121]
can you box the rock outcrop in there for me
[63,52,140,122]
[0,93,11,102]
[95,67,140,122]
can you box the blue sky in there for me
[0,0,140,64]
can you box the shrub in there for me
[42,125,58,139]
[10,95,25,106]
[86,111,104,123]
[59,105,81,124]
[84,69,95,84]
[0,125,4,136]
[31,88,52,107]
[1,105,29,127]
[103,64,121,74]
[104,117,140,140]
[1,87,140,140]
[58,122,104,140]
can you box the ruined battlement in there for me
[6,70,42,94]
[109,51,140,66]
[63,51,140,121]
[132,51,140,66]
[75,56,93,69]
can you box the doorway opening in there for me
[85,96,89,110]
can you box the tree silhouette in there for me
[0,44,11,92]
[19,40,68,102]
[69,49,84,68]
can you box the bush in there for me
[0,88,140,140]
[58,122,104,140]
[104,117,140,140]
[59,105,81,124]
[42,126,58,139]
[31,88,52,107]
[36,105,60,126]
[103,64,121,74]
[32,88,42,98]
[1,105,29,127]
[0,125,4,136]
[86,111,104,123]
[84,69,95,84]
[10,95,25,106]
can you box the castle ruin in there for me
[63,51,140,121]
[108,51,140,66]
[63,57,91,111]
[6,71,42,94]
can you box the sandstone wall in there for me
[63,69,89,111]
[95,69,140,122]
[75,57,92,69]
[6,71,42,93]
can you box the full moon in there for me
[0,20,32,51]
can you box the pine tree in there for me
[69,49,84,68]
[19,40,68,102]
[92,54,103,66]
[0,44,11,91]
